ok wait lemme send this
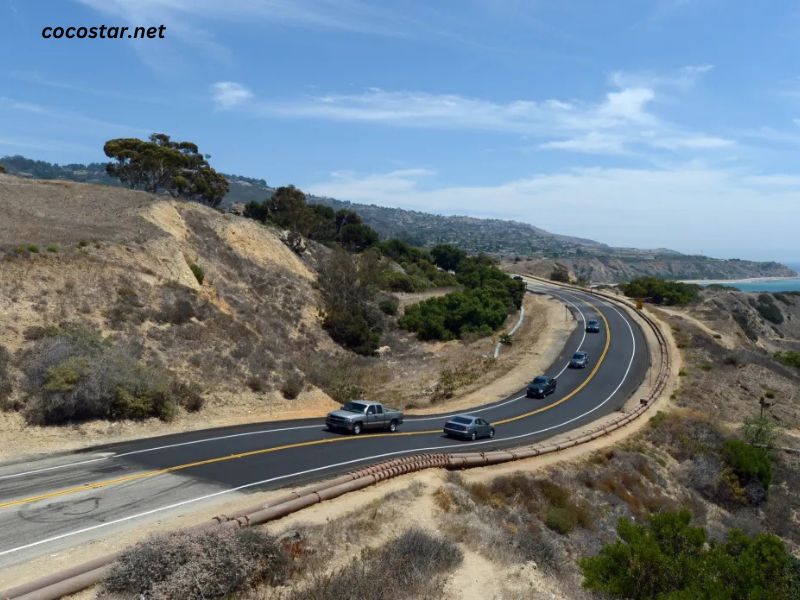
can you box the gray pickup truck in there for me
[325,400,404,435]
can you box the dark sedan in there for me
[527,375,557,398]
[585,319,601,333]
[569,351,589,369]
[443,415,495,441]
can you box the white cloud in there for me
[305,165,799,260]
[252,68,730,157]
[211,82,253,110]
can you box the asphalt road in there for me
[0,282,648,570]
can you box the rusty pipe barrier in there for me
[2,279,672,600]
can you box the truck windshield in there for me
[342,401,368,413]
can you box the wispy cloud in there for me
[222,65,730,157]
[211,82,253,110]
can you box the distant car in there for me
[569,351,589,369]
[585,319,601,333]
[443,415,495,441]
[527,375,557,398]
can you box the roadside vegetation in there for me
[18,324,201,425]
[399,255,525,340]
[620,276,700,305]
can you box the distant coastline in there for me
[680,270,800,293]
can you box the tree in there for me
[550,264,570,283]
[0,164,6,174]
[104,133,228,207]
[430,244,467,272]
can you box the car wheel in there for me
[489,428,495,439]
[470,431,477,441]
[389,420,398,433]
[352,422,363,435]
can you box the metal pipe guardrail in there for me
[1,278,671,600]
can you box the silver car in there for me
[443,415,495,441]
[569,351,589,369]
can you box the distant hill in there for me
[1,154,795,282]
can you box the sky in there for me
[1,1,799,262]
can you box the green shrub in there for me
[756,293,783,324]
[400,258,524,341]
[545,506,576,534]
[26,244,39,253]
[723,438,773,492]
[619,277,700,306]
[21,325,179,424]
[580,510,796,599]
[378,297,399,316]
[381,270,418,292]
[774,350,800,369]
[187,261,204,285]
[46,244,58,253]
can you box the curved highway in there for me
[0,281,648,570]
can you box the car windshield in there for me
[572,353,585,360]
[451,416,473,424]
[342,401,368,413]
[588,320,598,325]
[532,376,548,384]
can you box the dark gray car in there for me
[527,375,556,398]
[585,319,601,333]
[569,351,589,369]
[443,415,495,441]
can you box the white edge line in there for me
[0,289,638,559]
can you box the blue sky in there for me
[2,1,800,262]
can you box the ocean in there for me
[698,261,800,293]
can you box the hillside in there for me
[2,155,794,283]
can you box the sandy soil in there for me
[655,305,737,350]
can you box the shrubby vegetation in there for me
[292,528,462,600]
[756,293,783,324]
[399,256,525,341]
[774,350,800,369]
[318,247,385,355]
[378,239,457,290]
[580,510,797,599]
[620,276,700,305]
[20,324,197,424]
[103,528,287,600]
[245,186,380,253]
[550,264,570,283]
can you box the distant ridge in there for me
[1,154,795,282]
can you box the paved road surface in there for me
[0,282,647,569]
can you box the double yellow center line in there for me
[0,293,610,510]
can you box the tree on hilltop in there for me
[104,133,228,207]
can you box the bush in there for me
[291,528,462,600]
[723,438,773,494]
[46,244,58,253]
[21,325,179,424]
[756,293,783,324]
[103,528,287,600]
[550,264,570,283]
[281,372,305,400]
[580,510,796,599]
[0,346,12,409]
[774,350,800,369]
[545,506,576,534]
[187,260,205,285]
[378,296,399,316]
[26,244,39,253]
[619,277,700,306]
